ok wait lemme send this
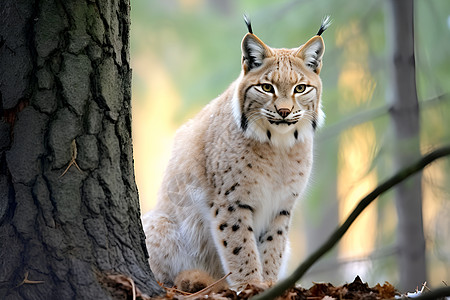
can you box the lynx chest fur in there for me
[143,17,330,290]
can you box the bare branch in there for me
[251,145,450,300]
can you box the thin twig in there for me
[60,139,82,177]
[421,282,431,292]
[251,145,450,300]
[126,276,136,300]
[162,286,192,296]
[184,272,231,298]
[16,271,44,288]
[392,286,450,300]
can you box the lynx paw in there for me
[233,280,273,292]
[174,269,228,293]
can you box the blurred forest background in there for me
[130,0,450,290]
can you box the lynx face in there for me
[233,32,326,147]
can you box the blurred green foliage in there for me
[131,0,450,289]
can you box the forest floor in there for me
[106,274,402,300]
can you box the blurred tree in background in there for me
[387,0,424,291]
[131,0,450,292]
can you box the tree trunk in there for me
[0,0,162,298]
[386,0,426,291]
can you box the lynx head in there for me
[233,16,330,148]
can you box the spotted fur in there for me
[143,18,328,290]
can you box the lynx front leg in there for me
[258,209,291,283]
[210,201,263,288]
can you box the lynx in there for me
[143,17,330,290]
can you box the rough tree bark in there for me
[0,0,162,298]
[387,0,426,291]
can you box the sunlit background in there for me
[130,0,450,289]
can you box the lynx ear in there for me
[241,33,271,73]
[296,36,325,74]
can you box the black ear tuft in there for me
[316,15,331,36]
[243,14,253,34]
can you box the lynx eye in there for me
[261,84,275,93]
[294,84,306,93]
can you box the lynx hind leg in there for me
[142,212,187,286]
[174,269,228,293]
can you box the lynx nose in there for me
[277,108,291,118]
